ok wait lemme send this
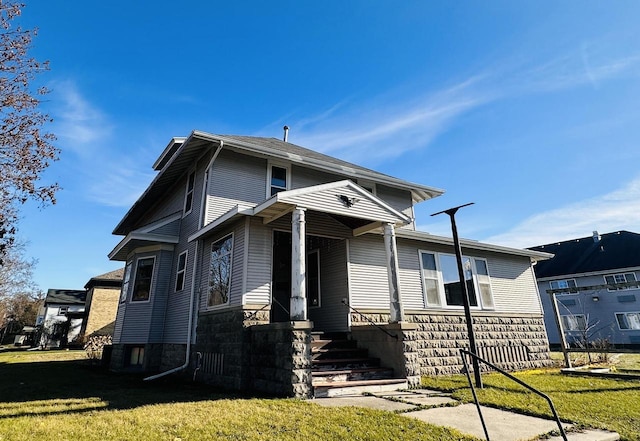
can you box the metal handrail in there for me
[244,303,270,322]
[341,299,398,340]
[459,348,567,441]
[272,297,289,315]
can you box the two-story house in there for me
[108,130,552,398]
[530,230,640,349]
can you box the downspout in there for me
[144,239,200,381]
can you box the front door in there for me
[271,231,291,322]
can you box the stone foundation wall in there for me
[249,321,313,398]
[193,306,270,391]
[159,343,187,372]
[351,310,552,380]
[110,344,125,371]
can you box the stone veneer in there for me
[351,310,552,386]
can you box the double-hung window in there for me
[605,273,637,291]
[549,279,577,293]
[208,235,233,307]
[175,251,188,292]
[183,171,196,215]
[419,251,494,309]
[131,257,155,302]
[616,312,640,330]
[561,314,587,332]
[268,164,289,196]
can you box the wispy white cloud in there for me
[484,176,640,249]
[289,76,491,163]
[51,81,113,156]
[48,80,153,208]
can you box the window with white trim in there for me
[208,234,233,307]
[549,279,577,292]
[605,273,637,291]
[268,164,289,197]
[127,346,145,366]
[419,251,494,309]
[561,314,587,331]
[58,306,68,316]
[131,257,155,302]
[183,170,196,215]
[175,250,188,292]
[616,312,640,330]
[120,261,132,303]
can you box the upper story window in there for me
[120,261,132,303]
[131,257,155,302]
[208,234,233,307]
[183,171,196,215]
[605,272,637,291]
[419,251,494,309]
[549,279,578,293]
[268,164,289,197]
[616,312,640,330]
[58,306,68,316]
[175,250,188,292]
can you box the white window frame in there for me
[130,256,156,303]
[175,250,188,292]
[183,170,196,216]
[418,251,495,310]
[208,233,234,308]
[615,311,640,330]
[267,163,290,198]
[561,314,587,332]
[549,279,577,293]
[120,261,132,303]
[605,272,637,291]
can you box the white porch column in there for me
[290,207,307,321]
[383,222,404,323]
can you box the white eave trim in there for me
[394,229,554,261]
[136,211,182,234]
[108,232,180,260]
[188,204,255,242]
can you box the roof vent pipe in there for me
[283,125,289,142]
[593,230,601,243]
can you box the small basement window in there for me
[127,346,145,367]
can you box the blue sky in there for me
[14,1,640,291]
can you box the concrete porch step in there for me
[313,378,408,398]
[312,367,395,382]
[311,357,380,371]
[311,347,369,360]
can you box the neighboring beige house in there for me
[80,268,124,341]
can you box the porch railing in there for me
[459,348,567,441]
[341,299,398,340]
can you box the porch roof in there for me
[188,180,412,242]
[108,232,179,261]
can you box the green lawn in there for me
[0,350,475,441]
[421,368,640,441]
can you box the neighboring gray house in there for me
[530,230,640,348]
[108,130,552,398]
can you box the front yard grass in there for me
[0,350,475,441]
[421,368,640,441]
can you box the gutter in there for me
[144,239,200,381]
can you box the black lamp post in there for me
[432,202,482,388]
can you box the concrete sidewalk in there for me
[310,389,619,441]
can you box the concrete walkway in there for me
[310,389,619,441]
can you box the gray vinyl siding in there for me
[197,221,246,312]
[376,184,415,228]
[245,218,272,305]
[138,182,186,229]
[291,164,344,189]
[113,303,125,343]
[149,218,181,236]
[118,251,172,343]
[349,234,542,315]
[348,235,391,309]
[161,245,195,343]
[308,239,349,332]
[205,150,266,223]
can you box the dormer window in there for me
[183,171,196,215]
[268,164,289,197]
